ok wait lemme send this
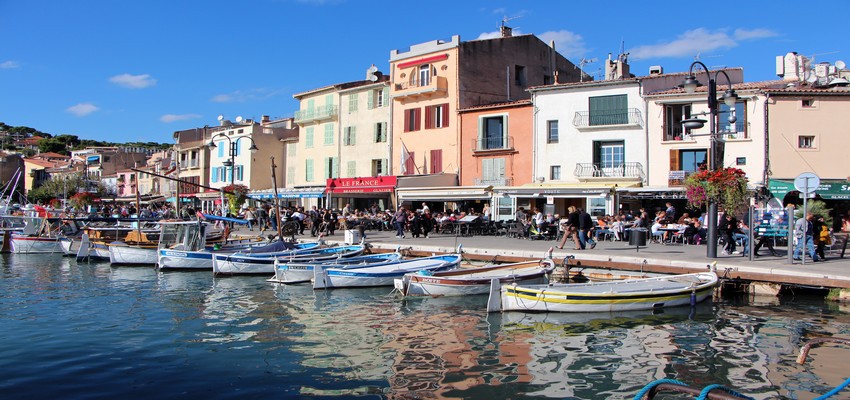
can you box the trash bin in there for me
[629,228,648,247]
[344,229,362,244]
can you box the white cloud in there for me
[477,29,587,59]
[210,88,281,103]
[109,73,157,89]
[629,27,778,60]
[160,113,202,123]
[1,60,20,69]
[629,28,737,59]
[538,30,588,59]
[734,28,778,41]
[67,103,99,117]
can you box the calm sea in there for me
[1,254,849,399]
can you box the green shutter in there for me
[307,99,315,110]
[325,94,333,106]
[306,159,313,182]
[367,90,374,109]
[589,94,627,125]
[349,93,358,112]
[306,127,314,148]
[350,126,356,145]
[324,124,334,145]
[347,160,356,177]
[332,157,340,178]
[323,157,329,179]
[382,87,389,107]
[286,167,294,185]
[382,158,388,175]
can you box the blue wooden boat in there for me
[312,253,462,290]
[212,244,366,275]
[268,252,404,284]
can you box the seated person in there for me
[610,216,625,241]
[594,216,613,241]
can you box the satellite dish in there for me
[217,115,224,121]
[836,60,847,70]
[368,65,378,74]
[806,73,818,83]
[235,116,243,123]
[369,74,378,82]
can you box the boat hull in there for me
[397,261,553,297]
[313,254,462,289]
[489,272,718,313]
[158,249,214,270]
[108,243,158,265]
[10,236,63,254]
[213,246,365,276]
[270,253,403,284]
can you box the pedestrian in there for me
[394,207,407,239]
[720,213,740,255]
[244,207,256,231]
[557,206,581,250]
[793,212,819,262]
[578,208,596,250]
[814,215,831,261]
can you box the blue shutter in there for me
[211,167,218,183]
[218,142,224,157]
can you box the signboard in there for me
[668,170,686,180]
[794,172,820,194]
[326,176,397,194]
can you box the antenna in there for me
[501,15,521,27]
[575,57,597,82]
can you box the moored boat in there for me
[395,259,555,297]
[487,272,718,313]
[159,238,321,271]
[269,251,403,284]
[312,253,462,290]
[213,244,366,276]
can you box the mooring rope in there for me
[814,377,850,400]
[632,379,688,400]
[696,384,754,400]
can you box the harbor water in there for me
[1,253,849,399]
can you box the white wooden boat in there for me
[487,272,718,313]
[160,240,322,271]
[108,241,159,265]
[395,259,555,297]
[213,244,366,276]
[10,233,64,254]
[312,254,462,290]
[269,252,403,284]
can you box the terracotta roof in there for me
[645,79,789,96]
[761,82,850,95]
[293,76,389,99]
[24,158,59,168]
[35,152,70,159]
[459,99,532,112]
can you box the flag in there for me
[400,142,411,175]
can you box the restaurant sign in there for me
[326,176,397,194]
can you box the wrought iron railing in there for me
[573,162,644,179]
[471,136,514,151]
[573,108,643,128]
[294,105,339,123]
[473,177,513,186]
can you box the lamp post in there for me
[680,61,739,258]
[207,133,259,213]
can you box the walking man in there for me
[578,208,596,250]
[793,212,819,262]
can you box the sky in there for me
[1,0,846,144]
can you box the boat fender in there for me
[690,289,697,307]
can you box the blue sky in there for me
[1,0,844,144]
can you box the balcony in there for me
[393,76,448,101]
[664,121,747,141]
[473,177,513,186]
[294,105,339,124]
[574,162,644,182]
[471,136,515,153]
[573,108,643,130]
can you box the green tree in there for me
[37,138,69,155]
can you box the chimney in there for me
[500,25,512,38]
[261,115,269,123]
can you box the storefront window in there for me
[589,197,606,217]
[496,195,514,221]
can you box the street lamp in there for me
[680,61,739,258]
[207,133,259,187]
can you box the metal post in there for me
[801,178,808,265]
[748,205,755,261]
[706,77,719,258]
[787,205,795,265]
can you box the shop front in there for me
[395,186,493,214]
[491,183,633,221]
[326,176,396,213]
[768,178,850,231]
[248,187,326,209]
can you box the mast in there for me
[270,156,283,239]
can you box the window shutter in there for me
[323,157,329,179]
[305,159,313,182]
[497,157,506,177]
[405,151,415,175]
[442,104,449,127]
[326,94,333,106]
[381,158,388,175]
[669,149,680,171]
[373,123,379,142]
[367,90,374,109]
[382,87,389,107]
[211,167,218,183]
[381,122,387,141]
[482,158,493,179]
[424,105,433,129]
[306,127,314,147]
[403,109,411,132]
[430,149,442,173]
[414,108,421,131]
[350,126,356,145]
[332,157,340,178]
[347,160,356,177]
[592,141,602,165]
[235,140,241,156]
[218,142,224,158]
[237,165,243,181]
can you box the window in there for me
[346,160,356,177]
[514,65,526,87]
[479,115,506,150]
[719,101,746,137]
[287,143,295,157]
[343,126,356,146]
[589,94,628,125]
[664,103,692,140]
[798,135,815,149]
[425,104,449,129]
[324,157,339,179]
[802,99,815,108]
[374,122,387,142]
[404,108,421,132]
[372,159,387,176]
[736,157,746,166]
[547,120,559,143]
[429,149,442,174]
[550,165,561,180]
[593,141,625,170]
[348,93,358,112]
[217,141,225,157]
[418,64,430,87]
[305,127,314,148]
[324,124,334,145]
[286,166,294,184]
[375,88,384,108]
[589,198,606,217]
[482,158,506,184]
[305,159,314,182]
[677,149,708,173]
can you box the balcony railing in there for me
[573,108,643,129]
[664,121,747,141]
[471,136,514,152]
[294,105,339,124]
[473,177,513,186]
[393,76,447,100]
[574,162,644,180]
